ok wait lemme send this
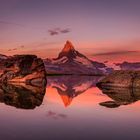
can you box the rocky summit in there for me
[0,55,47,87]
[44,41,113,75]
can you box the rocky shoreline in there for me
[97,70,140,88]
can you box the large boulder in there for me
[0,55,47,87]
[97,70,140,88]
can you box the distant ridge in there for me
[0,54,8,60]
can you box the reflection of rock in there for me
[47,76,103,106]
[98,86,140,108]
[97,70,140,88]
[0,83,46,109]
[100,101,120,108]
[0,55,47,87]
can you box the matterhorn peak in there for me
[62,40,75,52]
[58,40,77,59]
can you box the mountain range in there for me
[115,61,140,71]
[44,41,113,75]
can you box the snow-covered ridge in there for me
[74,56,93,67]
[51,56,68,64]
[0,54,8,60]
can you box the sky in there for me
[0,0,140,62]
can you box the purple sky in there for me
[0,0,140,62]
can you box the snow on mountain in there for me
[52,56,68,64]
[0,54,8,60]
[44,41,113,75]
[73,81,93,93]
[74,56,93,67]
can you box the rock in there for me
[97,70,140,88]
[0,83,46,109]
[0,55,47,87]
[44,41,113,75]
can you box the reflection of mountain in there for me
[99,86,140,108]
[47,76,103,107]
[0,83,46,109]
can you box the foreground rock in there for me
[44,41,113,75]
[97,70,140,88]
[0,83,46,109]
[0,55,47,87]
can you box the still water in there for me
[0,76,140,140]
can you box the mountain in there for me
[44,41,113,75]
